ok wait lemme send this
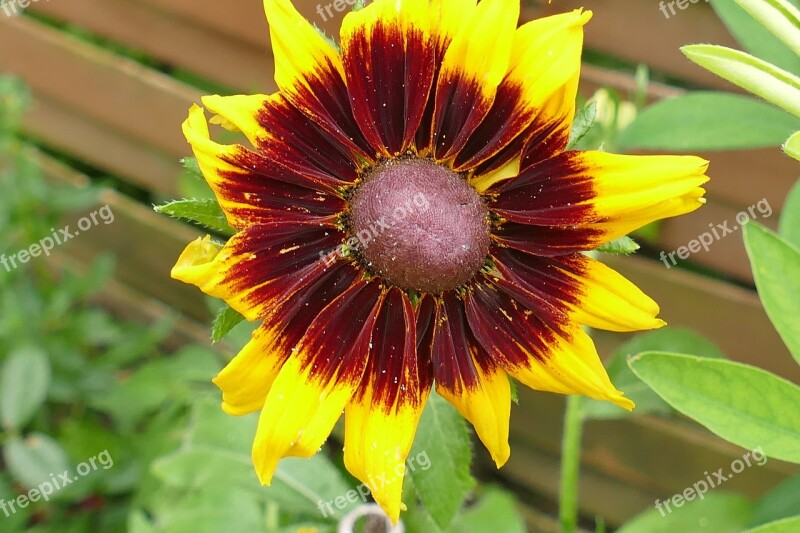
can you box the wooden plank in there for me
[604,254,798,381]
[36,152,210,322]
[0,15,200,161]
[25,97,183,196]
[29,0,275,93]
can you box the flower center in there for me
[349,158,490,293]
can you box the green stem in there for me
[559,394,585,533]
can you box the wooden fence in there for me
[1,0,797,529]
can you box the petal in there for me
[252,279,385,483]
[454,10,591,171]
[491,248,665,333]
[429,0,519,160]
[201,94,361,188]
[492,151,710,250]
[263,0,372,158]
[182,105,348,228]
[171,221,346,321]
[430,293,511,467]
[213,263,360,415]
[341,0,435,156]
[344,289,432,524]
[464,282,634,409]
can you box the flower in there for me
[171,0,709,522]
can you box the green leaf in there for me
[751,474,800,527]
[448,487,526,533]
[628,352,800,463]
[211,305,245,343]
[784,130,800,161]
[778,179,800,248]
[617,492,753,533]
[734,0,800,57]
[682,44,800,117]
[567,100,597,150]
[710,0,800,73]
[154,198,235,236]
[181,156,202,179]
[595,236,639,255]
[743,223,800,363]
[617,92,800,151]
[1,346,50,430]
[744,516,800,533]
[3,433,71,492]
[584,328,724,420]
[406,392,475,530]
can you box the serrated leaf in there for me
[682,44,800,118]
[778,179,800,248]
[181,157,202,179]
[1,346,50,430]
[212,305,245,342]
[595,236,639,255]
[154,199,235,236]
[567,100,597,149]
[406,392,474,530]
[628,352,800,463]
[617,92,800,151]
[743,223,800,364]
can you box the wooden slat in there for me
[0,15,199,161]
[29,0,275,93]
[25,97,183,196]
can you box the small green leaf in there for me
[628,352,800,463]
[783,130,800,161]
[154,198,235,236]
[682,44,800,118]
[584,328,724,420]
[751,474,800,527]
[406,392,475,530]
[567,100,597,150]
[3,433,71,492]
[211,305,245,343]
[618,92,800,151]
[778,179,800,248]
[617,492,753,533]
[1,346,50,430]
[744,516,800,533]
[595,236,639,255]
[181,157,202,179]
[734,0,800,57]
[743,223,800,363]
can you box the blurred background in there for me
[0,0,798,531]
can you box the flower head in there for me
[172,0,708,522]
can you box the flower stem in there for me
[559,394,585,533]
